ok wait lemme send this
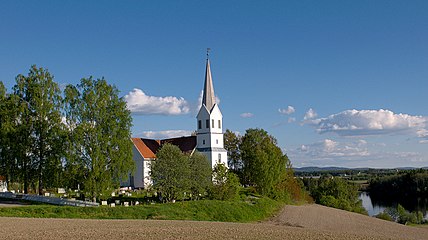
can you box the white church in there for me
[124,55,228,189]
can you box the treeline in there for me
[368,169,428,209]
[301,176,366,214]
[0,66,134,201]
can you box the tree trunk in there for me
[24,176,28,194]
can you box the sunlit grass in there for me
[0,197,282,222]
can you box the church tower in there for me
[196,52,228,168]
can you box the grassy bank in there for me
[0,197,282,222]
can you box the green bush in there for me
[302,176,367,214]
[375,211,393,221]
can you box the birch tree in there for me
[64,77,134,201]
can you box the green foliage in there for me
[223,128,307,202]
[188,152,212,199]
[151,145,215,202]
[224,129,241,170]
[150,144,191,202]
[1,66,65,194]
[240,128,290,198]
[375,211,393,221]
[368,169,428,207]
[63,77,134,201]
[210,163,241,200]
[0,198,282,222]
[302,176,367,214]
[376,204,426,225]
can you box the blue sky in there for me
[1,1,428,168]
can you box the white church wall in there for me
[132,146,145,189]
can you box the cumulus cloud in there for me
[304,108,317,120]
[240,112,254,118]
[289,138,428,168]
[306,109,427,137]
[125,88,190,115]
[417,129,428,139]
[137,130,193,139]
[278,106,295,115]
[288,117,296,123]
[297,139,370,160]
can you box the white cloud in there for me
[417,129,428,139]
[419,140,428,144]
[306,109,427,137]
[304,108,317,120]
[278,106,295,115]
[288,117,296,123]
[125,88,190,115]
[288,137,428,168]
[137,130,193,139]
[296,139,369,160]
[240,112,254,118]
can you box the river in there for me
[359,192,428,219]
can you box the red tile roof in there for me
[131,136,196,159]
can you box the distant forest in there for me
[368,169,428,211]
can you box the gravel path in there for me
[1,204,427,240]
[269,204,428,240]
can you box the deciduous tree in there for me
[224,129,241,171]
[150,143,190,202]
[12,66,64,194]
[210,163,240,200]
[189,151,212,199]
[240,128,289,197]
[63,77,134,201]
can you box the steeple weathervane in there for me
[206,48,211,59]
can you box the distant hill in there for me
[293,167,350,172]
[293,166,428,172]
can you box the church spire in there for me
[202,48,216,111]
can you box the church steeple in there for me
[202,50,216,111]
[196,49,228,169]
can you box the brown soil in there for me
[1,204,427,240]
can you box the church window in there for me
[206,119,209,128]
[218,154,221,162]
[198,120,201,129]
[216,139,218,144]
[203,139,205,145]
[212,119,214,128]
[218,120,221,128]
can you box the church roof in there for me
[202,58,216,111]
[160,136,196,153]
[131,136,196,159]
[131,138,159,159]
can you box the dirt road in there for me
[1,204,427,240]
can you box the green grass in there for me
[0,197,283,222]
